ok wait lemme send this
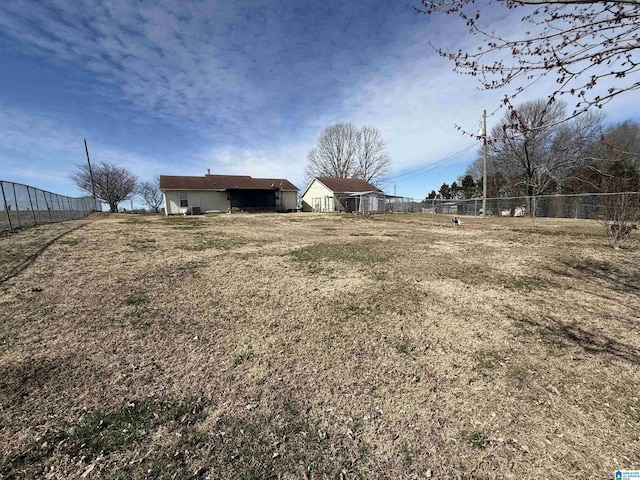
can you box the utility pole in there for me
[482,109,487,218]
[84,139,98,211]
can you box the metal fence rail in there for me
[424,192,640,220]
[306,191,639,220]
[0,180,100,234]
[386,197,419,213]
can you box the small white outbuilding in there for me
[301,177,385,213]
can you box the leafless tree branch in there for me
[138,176,163,213]
[416,0,640,123]
[305,124,391,186]
[71,162,138,213]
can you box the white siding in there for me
[369,193,379,212]
[162,192,169,215]
[163,190,229,214]
[164,189,299,213]
[301,180,336,212]
[199,191,229,212]
[164,191,181,215]
[280,191,298,211]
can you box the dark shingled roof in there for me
[315,177,382,193]
[160,174,298,191]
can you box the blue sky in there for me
[1,0,638,204]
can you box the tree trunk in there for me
[109,202,118,213]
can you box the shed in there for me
[301,177,385,213]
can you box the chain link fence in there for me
[386,197,419,213]
[1,180,101,234]
[423,192,640,220]
[309,195,420,214]
[307,191,639,220]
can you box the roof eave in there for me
[161,187,227,192]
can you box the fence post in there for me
[532,195,537,222]
[50,193,57,222]
[12,182,21,230]
[33,188,41,224]
[57,194,64,221]
[55,194,63,222]
[27,186,37,226]
[1,182,13,233]
[45,192,53,222]
[66,196,72,220]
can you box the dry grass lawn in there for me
[0,212,638,479]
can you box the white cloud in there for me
[1,0,639,201]
[0,104,164,195]
[193,142,311,189]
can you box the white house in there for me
[160,173,298,215]
[301,177,385,213]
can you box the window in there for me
[179,192,188,207]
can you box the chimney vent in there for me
[207,169,211,175]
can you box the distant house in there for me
[301,177,385,213]
[159,173,298,215]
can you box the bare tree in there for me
[485,99,602,198]
[599,162,640,248]
[562,119,640,193]
[138,176,163,213]
[304,123,361,182]
[305,123,391,186]
[602,193,640,248]
[602,120,640,168]
[71,162,138,213]
[355,126,391,185]
[417,1,640,123]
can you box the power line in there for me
[388,111,486,182]
[388,142,479,181]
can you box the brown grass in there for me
[0,212,638,478]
